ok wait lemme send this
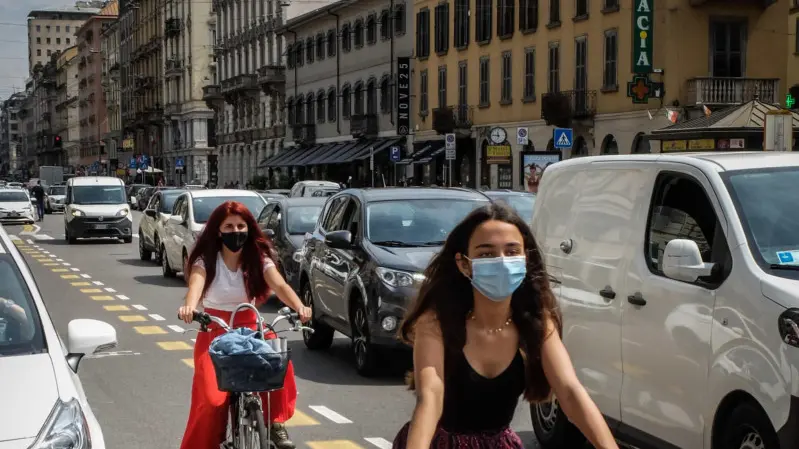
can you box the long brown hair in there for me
[187,200,277,306]
[398,203,562,402]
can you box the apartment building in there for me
[76,2,118,172]
[18,84,37,178]
[412,0,788,189]
[120,0,164,171]
[30,59,58,168]
[789,1,799,99]
[0,93,27,177]
[55,46,81,168]
[27,2,104,75]
[160,0,217,184]
[253,0,412,187]
[101,8,124,172]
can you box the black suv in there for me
[297,187,490,376]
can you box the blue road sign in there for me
[175,157,185,168]
[129,157,136,169]
[140,162,149,170]
[142,155,150,165]
[554,128,573,149]
[389,146,401,162]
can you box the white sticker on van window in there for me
[402,220,412,226]
[776,251,799,265]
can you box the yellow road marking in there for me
[118,315,147,322]
[307,442,363,449]
[181,358,195,368]
[71,282,91,286]
[42,263,59,266]
[134,326,167,335]
[285,410,320,427]
[33,256,47,259]
[157,341,193,351]
[51,268,68,272]
[90,295,114,301]
[22,225,33,232]
[104,305,130,311]
[39,259,55,263]
[80,288,103,293]
[61,274,79,279]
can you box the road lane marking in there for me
[149,314,165,321]
[157,341,193,351]
[61,274,79,279]
[308,406,352,424]
[133,234,139,238]
[132,304,147,310]
[104,305,130,311]
[104,287,116,292]
[26,239,33,244]
[92,281,104,286]
[35,235,54,240]
[62,263,71,266]
[51,268,68,273]
[90,295,115,301]
[80,288,103,293]
[134,326,167,335]
[190,338,196,343]
[167,324,184,333]
[116,295,130,300]
[42,263,59,266]
[71,282,91,286]
[80,274,91,278]
[285,410,320,427]
[307,441,363,449]
[56,258,64,262]
[364,438,392,449]
[182,358,194,368]
[119,315,147,322]
[70,268,80,272]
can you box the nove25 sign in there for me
[632,0,653,74]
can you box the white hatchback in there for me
[0,226,117,448]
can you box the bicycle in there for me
[187,303,314,449]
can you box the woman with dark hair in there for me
[177,200,311,449]
[394,203,617,449]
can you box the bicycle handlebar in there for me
[185,308,314,335]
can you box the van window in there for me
[72,185,126,205]
[645,172,730,285]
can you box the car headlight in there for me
[29,398,91,449]
[71,209,84,217]
[293,247,306,263]
[375,267,425,288]
[116,208,129,217]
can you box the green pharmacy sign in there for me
[787,94,796,109]
[632,0,654,74]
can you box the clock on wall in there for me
[489,127,507,144]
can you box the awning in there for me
[279,146,318,166]
[259,145,303,168]
[316,141,360,164]
[396,140,444,165]
[289,143,335,166]
[354,137,405,160]
[414,141,446,163]
[300,142,348,166]
[322,141,371,164]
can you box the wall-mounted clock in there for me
[489,127,507,144]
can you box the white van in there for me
[289,180,341,197]
[530,152,799,449]
[64,177,132,243]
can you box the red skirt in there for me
[179,307,297,449]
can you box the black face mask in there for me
[220,231,248,252]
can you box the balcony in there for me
[165,58,184,78]
[221,74,260,100]
[291,124,315,145]
[165,18,183,38]
[684,77,779,106]
[203,84,225,109]
[258,65,286,92]
[350,114,378,138]
[432,105,474,134]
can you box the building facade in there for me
[32,59,59,168]
[76,3,118,173]
[411,0,788,189]
[55,46,80,169]
[18,84,37,178]
[0,93,27,177]
[27,2,103,75]
[101,4,124,173]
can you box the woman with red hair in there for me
[177,200,311,449]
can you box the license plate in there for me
[95,224,109,229]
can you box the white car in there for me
[0,225,117,448]
[44,185,67,214]
[160,189,267,277]
[0,188,35,225]
[288,180,341,197]
[138,188,186,264]
[530,152,799,449]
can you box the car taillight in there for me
[778,308,799,348]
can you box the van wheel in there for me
[301,283,334,350]
[531,399,585,448]
[162,246,176,278]
[721,403,778,449]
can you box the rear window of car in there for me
[0,254,45,357]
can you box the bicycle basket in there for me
[209,332,291,393]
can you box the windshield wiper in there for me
[769,264,799,271]
[413,240,446,246]
[371,240,415,247]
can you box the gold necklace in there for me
[468,311,513,334]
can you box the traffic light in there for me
[53,135,62,148]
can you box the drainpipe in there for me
[326,10,341,134]
[389,0,394,127]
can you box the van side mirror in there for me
[662,239,715,283]
[325,230,352,249]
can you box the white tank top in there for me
[193,253,275,312]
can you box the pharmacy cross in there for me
[627,75,652,104]
[631,79,649,100]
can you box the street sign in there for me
[445,133,456,150]
[175,157,184,168]
[389,146,401,162]
[517,127,528,145]
[554,128,573,149]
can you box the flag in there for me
[703,105,711,117]
[666,109,679,124]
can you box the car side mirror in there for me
[662,238,715,283]
[264,229,275,238]
[144,209,157,218]
[169,215,185,225]
[66,319,117,372]
[325,230,353,249]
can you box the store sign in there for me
[661,140,687,151]
[632,0,654,74]
[717,138,745,149]
[396,57,411,136]
[486,145,512,164]
[497,165,513,189]
[688,139,715,150]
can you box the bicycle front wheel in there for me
[237,395,270,449]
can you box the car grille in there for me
[80,216,124,224]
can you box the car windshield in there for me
[72,185,126,205]
[160,192,184,213]
[130,185,148,195]
[724,168,799,276]
[366,199,487,245]
[305,186,340,197]
[47,186,66,196]
[287,205,323,234]
[488,194,536,221]
[192,196,266,224]
[0,255,45,356]
[0,191,29,202]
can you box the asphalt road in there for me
[4,211,537,449]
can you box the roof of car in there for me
[161,189,186,196]
[482,190,535,197]
[270,196,328,206]
[0,188,28,194]
[343,187,491,202]
[553,152,799,173]
[187,189,262,199]
[69,176,124,186]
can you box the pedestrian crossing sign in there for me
[554,128,573,149]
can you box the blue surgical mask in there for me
[467,256,527,301]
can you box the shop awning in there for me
[414,141,446,163]
[324,140,374,164]
[259,146,299,168]
[300,142,348,166]
[354,137,406,160]
[315,141,360,164]
[289,143,335,166]
[396,140,444,165]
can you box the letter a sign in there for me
[632,0,653,74]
